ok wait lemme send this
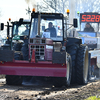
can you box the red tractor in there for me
[0,10,89,87]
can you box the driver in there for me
[22,25,29,35]
[45,22,57,37]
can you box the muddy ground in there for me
[0,76,100,100]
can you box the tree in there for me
[42,0,69,13]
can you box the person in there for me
[22,25,29,36]
[21,25,29,43]
[84,22,94,32]
[45,22,57,37]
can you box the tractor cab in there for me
[29,11,67,62]
[12,19,30,41]
[28,10,78,62]
[30,13,64,41]
[2,19,30,50]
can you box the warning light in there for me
[77,11,80,14]
[7,37,9,39]
[9,18,11,21]
[67,9,70,14]
[32,8,35,12]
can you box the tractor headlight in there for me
[40,56,44,60]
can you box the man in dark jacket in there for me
[46,22,57,37]
[84,22,94,32]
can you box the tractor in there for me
[76,12,100,78]
[1,18,30,50]
[0,10,89,87]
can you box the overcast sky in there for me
[0,0,29,23]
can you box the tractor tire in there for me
[66,54,72,86]
[53,77,66,87]
[76,45,89,85]
[87,53,91,80]
[6,75,23,85]
[53,54,72,87]
[66,44,79,84]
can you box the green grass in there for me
[98,90,100,92]
[85,96,100,100]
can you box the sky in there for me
[0,0,29,23]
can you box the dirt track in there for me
[0,77,100,100]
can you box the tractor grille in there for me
[30,45,45,60]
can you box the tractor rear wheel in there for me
[66,44,79,84]
[6,75,23,85]
[76,45,88,85]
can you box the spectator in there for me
[84,22,94,32]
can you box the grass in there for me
[85,96,100,100]
[98,90,100,92]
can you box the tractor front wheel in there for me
[6,75,23,85]
[76,45,89,85]
[66,54,72,86]
[53,54,72,87]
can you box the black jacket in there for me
[84,27,94,32]
[46,27,57,37]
